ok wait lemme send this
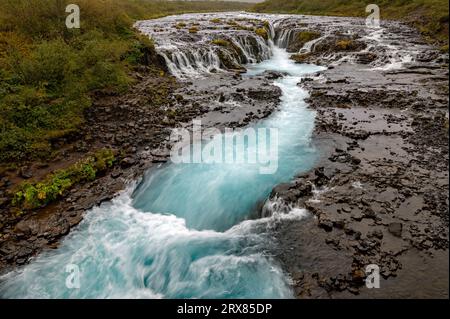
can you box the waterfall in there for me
[275,28,296,49]
[299,35,327,54]
[136,17,276,79]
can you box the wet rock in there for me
[19,167,33,179]
[262,70,288,80]
[0,197,8,208]
[120,157,136,168]
[368,230,384,240]
[318,217,333,232]
[314,167,329,186]
[388,222,403,237]
[355,52,378,64]
[111,171,122,179]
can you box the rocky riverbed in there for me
[264,15,449,298]
[0,12,448,298]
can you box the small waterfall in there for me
[276,28,296,49]
[299,35,326,54]
[154,35,273,78]
[136,17,275,78]
[159,47,223,78]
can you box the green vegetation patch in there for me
[0,0,252,165]
[255,28,269,40]
[12,148,116,210]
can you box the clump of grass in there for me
[210,18,221,24]
[12,148,116,210]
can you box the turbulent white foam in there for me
[0,188,293,299]
[364,28,417,71]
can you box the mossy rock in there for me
[255,28,269,40]
[335,39,360,51]
[217,51,245,71]
[212,39,231,47]
[175,22,186,29]
[291,53,312,63]
[287,31,321,52]
[313,36,366,53]
[188,27,199,34]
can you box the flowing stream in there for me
[0,42,324,299]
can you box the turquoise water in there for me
[0,47,324,299]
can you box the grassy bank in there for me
[0,0,251,164]
[253,0,449,47]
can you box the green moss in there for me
[335,39,356,50]
[297,31,321,44]
[255,28,269,40]
[188,26,199,33]
[212,39,231,47]
[175,22,187,29]
[12,148,116,210]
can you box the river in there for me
[0,22,324,299]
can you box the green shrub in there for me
[175,22,187,29]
